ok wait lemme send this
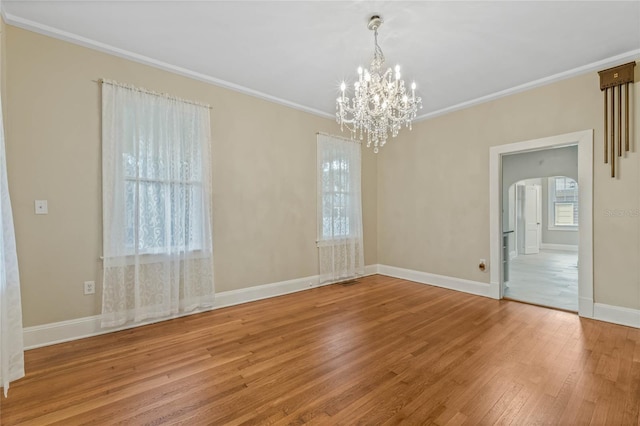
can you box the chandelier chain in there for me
[373,29,384,72]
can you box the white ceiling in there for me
[3,1,640,120]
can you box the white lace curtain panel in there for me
[316,133,364,284]
[101,80,215,327]
[0,94,25,397]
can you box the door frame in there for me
[489,129,594,318]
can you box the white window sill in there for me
[547,226,578,232]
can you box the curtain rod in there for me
[316,131,362,144]
[94,79,212,110]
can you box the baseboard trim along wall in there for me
[377,265,640,329]
[23,264,639,349]
[593,303,640,329]
[23,265,380,349]
[579,297,594,318]
[377,264,492,298]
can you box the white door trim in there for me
[489,129,594,318]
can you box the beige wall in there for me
[6,22,639,328]
[4,25,378,327]
[1,20,6,126]
[378,62,640,310]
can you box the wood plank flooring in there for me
[505,249,579,312]
[2,275,639,425]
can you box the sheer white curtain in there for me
[316,133,364,284]
[101,80,214,327]
[0,94,25,396]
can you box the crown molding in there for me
[415,50,640,122]
[2,11,638,123]
[1,11,334,120]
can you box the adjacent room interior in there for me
[1,1,639,424]
[502,146,580,312]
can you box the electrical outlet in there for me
[479,259,487,272]
[84,281,95,295]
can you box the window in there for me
[548,176,578,229]
[316,133,364,283]
[320,157,352,239]
[106,96,211,256]
[122,151,205,254]
[317,136,361,241]
[101,80,214,327]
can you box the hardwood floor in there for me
[2,275,639,425]
[505,249,579,312]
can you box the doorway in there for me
[504,178,579,311]
[489,130,593,318]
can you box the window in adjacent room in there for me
[548,176,578,229]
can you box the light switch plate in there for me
[35,200,48,215]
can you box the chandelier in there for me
[336,15,422,153]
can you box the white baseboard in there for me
[540,243,578,252]
[375,266,639,329]
[593,303,640,328]
[24,264,637,349]
[364,264,378,276]
[377,264,491,298]
[579,297,594,318]
[24,266,379,350]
